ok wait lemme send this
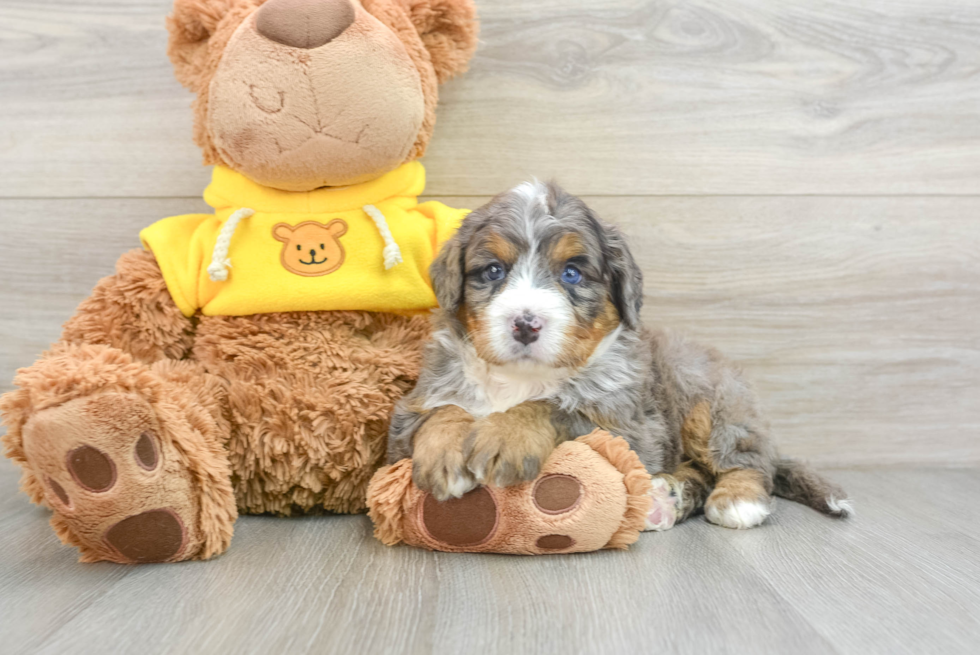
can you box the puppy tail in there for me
[772,458,854,518]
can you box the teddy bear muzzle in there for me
[256,0,356,50]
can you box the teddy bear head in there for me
[167,0,478,192]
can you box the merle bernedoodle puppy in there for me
[388,182,851,530]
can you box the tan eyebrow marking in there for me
[550,233,586,264]
[483,231,519,265]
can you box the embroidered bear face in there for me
[273,220,348,277]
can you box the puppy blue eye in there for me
[561,264,582,285]
[484,263,506,282]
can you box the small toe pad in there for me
[67,446,117,493]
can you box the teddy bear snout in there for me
[256,0,356,50]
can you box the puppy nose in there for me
[512,315,543,346]
[256,0,355,49]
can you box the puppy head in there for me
[431,182,643,368]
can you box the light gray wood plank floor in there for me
[1,459,978,655]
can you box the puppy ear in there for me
[430,231,465,316]
[402,0,479,83]
[602,223,644,331]
[546,182,644,331]
[166,0,245,92]
[430,212,479,317]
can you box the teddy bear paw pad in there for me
[67,445,117,492]
[47,477,72,509]
[536,534,575,550]
[134,432,159,471]
[421,487,498,547]
[105,509,186,563]
[532,474,582,514]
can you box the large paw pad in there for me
[105,509,186,563]
[421,487,498,547]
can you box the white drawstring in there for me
[363,204,403,270]
[207,208,254,282]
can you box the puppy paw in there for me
[411,406,477,501]
[705,491,772,529]
[644,475,682,532]
[412,444,477,502]
[704,469,772,530]
[464,413,556,487]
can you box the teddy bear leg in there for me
[1,346,237,563]
[368,431,652,554]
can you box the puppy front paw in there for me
[413,445,477,501]
[463,412,557,487]
[411,406,477,501]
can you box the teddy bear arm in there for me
[60,249,196,365]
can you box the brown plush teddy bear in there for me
[0,0,479,564]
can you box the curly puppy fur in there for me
[389,182,851,529]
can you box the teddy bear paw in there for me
[21,392,205,563]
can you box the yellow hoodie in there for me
[140,162,465,318]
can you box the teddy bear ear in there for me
[327,220,349,237]
[166,0,246,92]
[402,0,479,84]
[273,223,295,242]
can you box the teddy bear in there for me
[0,0,480,564]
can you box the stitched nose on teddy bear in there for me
[256,0,356,50]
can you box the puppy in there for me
[388,182,851,530]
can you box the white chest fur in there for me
[458,357,571,417]
[423,326,623,418]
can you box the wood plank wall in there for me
[1,0,978,466]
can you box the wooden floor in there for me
[1,459,979,655]
[2,0,980,653]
